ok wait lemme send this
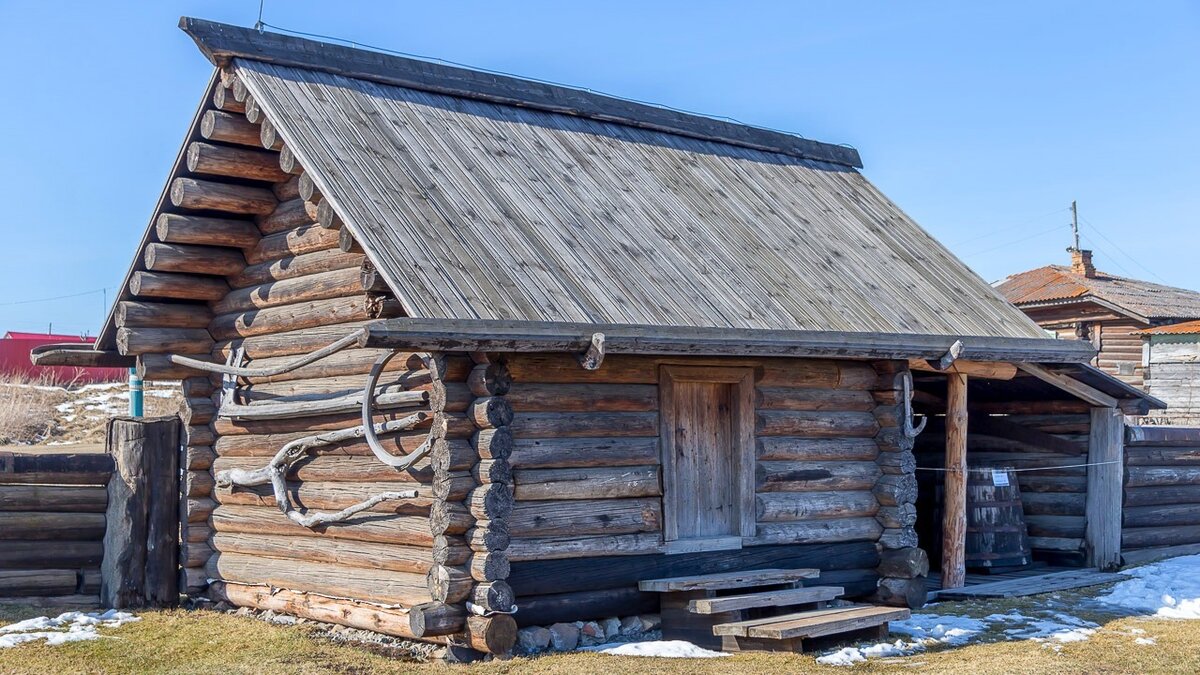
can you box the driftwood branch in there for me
[897,370,927,439]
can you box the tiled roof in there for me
[996,265,1200,322]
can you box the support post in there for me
[941,372,968,589]
[101,416,182,608]
[1086,407,1124,570]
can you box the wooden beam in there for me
[29,344,135,369]
[181,18,864,168]
[907,359,1017,380]
[1017,363,1119,408]
[941,372,968,590]
[1085,407,1124,571]
[362,318,1097,364]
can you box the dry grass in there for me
[0,599,1195,674]
[0,373,182,446]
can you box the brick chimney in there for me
[1069,248,1096,278]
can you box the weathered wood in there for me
[298,172,322,203]
[425,565,472,603]
[464,483,514,521]
[170,177,277,215]
[877,547,929,579]
[756,411,880,437]
[505,383,656,412]
[1124,484,1200,507]
[212,85,245,113]
[873,473,918,507]
[231,249,365,289]
[187,141,288,182]
[155,213,260,249]
[511,412,659,438]
[279,145,303,174]
[757,387,876,411]
[143,242,246,277]
[508,437,658,469]
[0,541,103,568]
[507,498,661,537]
[747,517,883,546]
[942,372,968,589]
[129,270,230,302]
[466,614,517,655]
[114,301,211,331]
[244,224,341,265]
[338,227,363,253]
[116,327,212,356]
[0,512,106,539]
[472,427,514,461]
[756,437,879,462]
[467,397,513,428]
[506,532,662,561]
[0,485,107,512]
[1122,525,1200,549]
[756,461,881,492]
[201,109,262,146]
[755,490,877,522]
[258,118,283,151]
[0,569,80,598]
[1086,407,1124,570]
[470,580,515,612]
[211,581,443,642]
[0,452,113,485]
[257,198,317,235]
[907,359,1017,380]
[512,466,660,501]
[208,296,401,341]
[101,416,181,608]
[317,199,343,229]
[513,587,659,627]
[211,503,437,546]
[209,552,433,606]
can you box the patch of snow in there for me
[1135,637,1157,645]
[817,613,988,665]
[1097,554,1200,619]
[0,610,139,648]
[583,640,729,658]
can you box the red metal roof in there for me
[1137,319,1200,336]
[2,332,93,342]
[996,265,1200,322]
[0,332,125,383]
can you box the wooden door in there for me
[659,366,755,554]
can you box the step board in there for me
[689,586,845,614]
[935,568,1127,600]
[639,567,820,593]
[715,604,910,640]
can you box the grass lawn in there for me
[0,592,1196,675]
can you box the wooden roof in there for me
[174,18,1049,341]
[997,265,1200,323]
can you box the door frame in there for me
[659,365,756,554]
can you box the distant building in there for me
[1136,320,1200,425]
[0,332,125,384]
[997,249,1200,388]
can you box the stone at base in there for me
[548,622,580,651]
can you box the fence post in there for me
[101,415,181,608]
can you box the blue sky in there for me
[1,1,1196,336]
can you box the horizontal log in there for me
[244,224,341,265]
[212,320,373,359]
[877,547,929,579]
[212,532,438,575]
[0,485,106,512]
[1126,466,1200,488]
[212,455,436,485]
[230,249,365,289]
[187,141,288,183]
[875,503,917,528]
[970,400,1091,415]
[1025,514,1085,538]
[338,228,363,253]
[514,587,659,628]
[1027,535,1083,552]
[505,383,657,412]
[466,614,517,655]
[473,427,514,461]
[136,353,215,380]
[506,532,663,561]
[0,452,112,485]
[213,409,469,438]
[217,388,428,422]
[209,580,442,641]
[502,354,874,388]
[216,431,471,467]
[170,177,277,215]
[214,480,462,524]
[1124,503,1200,528]
[115,300,212,329]
[508,498,661,537]
[510,412,659,439]
[464,483,513,521]
[1124,484,1200,507]
[877,527,918,550]
[316,198,343,229]
[185,445,215,471]
[1127,426,1200,447]
[200,109,261,147]
[279,145,302,174]
[873,474,917,506]
[746,517,883,546]
[185,470,214,498]
[144,241,246,277]
[756,387,876,412]
[756,411,880,437]
[755,490,877,522]
[211,503,437,546]
[209,296,400,341]
[471,580,515,613]
[117,327,213,356]
[907,359,1018,380]
[156,212,260,249]
[1121,525,1200,549]
[212,85,245,113]
[0,569,80,598]
[467,396,513,428]
[258,118,282,152]
[1020,491,1085,516]
[0,512,106,540]
[513,466,660,501]
[298,172,321,202]
[508,437,659,469]
[1012,474,1087,493]
[756,437,878,462]
[1125,447,1200,466]
[183,396,216,425]
[184,497,214,523]
[426,565,472,604]
[756,460,881,492]
[0,541,103,569]
[257,199,318,235]
[408,602,466,638]
[233,350,444,386]
[128,270,229,301]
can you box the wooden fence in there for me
[0,416,182,607]
[0,452,112,605]
[1124,426,1200,554]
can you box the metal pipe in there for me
[128,367,143,417]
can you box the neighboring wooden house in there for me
[997,248,1200,388]
[36,18,1162,658]
[1135,320,1200,425]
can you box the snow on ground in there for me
[1097,553,1200,618]
[53,381,178,419]
[0,610,139,648]
[583,640,729,658]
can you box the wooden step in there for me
[639,567,820,593]
[715,604,910,640]
[689,586,845,614]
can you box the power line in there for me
[959,223,1071,259]
[0,286,113,308]
[948,206,1070,249]
[1078,215,1171,284]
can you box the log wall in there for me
[1123,426,1200,553]
[502,354,892,622]
[0,452,111,605]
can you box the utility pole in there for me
[1070,200,1080,250]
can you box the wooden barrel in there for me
[964,467,1031,569]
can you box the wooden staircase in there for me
[639,568,910,653]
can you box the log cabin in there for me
[1135,320,1200,425]
[35,17,1165,657]
[997,248,1200,388]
